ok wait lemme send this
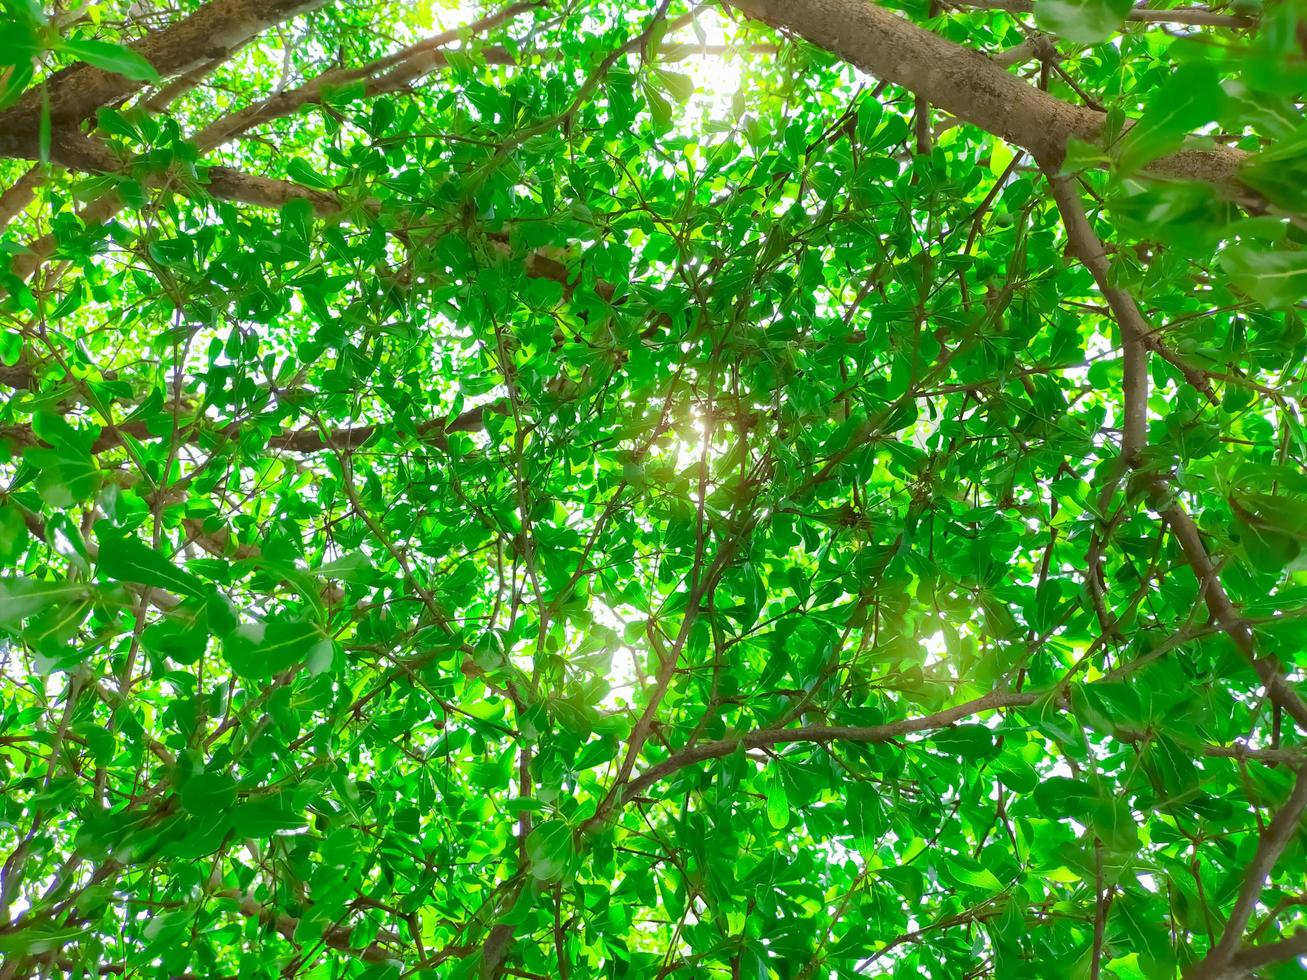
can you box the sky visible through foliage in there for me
[0,0,1305,977]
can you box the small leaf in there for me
[0,506,29,564]
[765,775,789,830]
[26,446,99,508]
[180,771,237,815]
[527,821,575,881]
[286,157,334,191]
[655,69,694,104]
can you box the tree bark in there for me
[725,0,1252,196]
[0,0,326,155]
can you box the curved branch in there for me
[191,1,537,152]
[1186,766,1307,977]
[0,0,327,149]
[1227,930,1307,974]
[1163,502,1307,731]
[725,0,1255,199]
[616,691,1301,806]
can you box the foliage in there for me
[0,0,1305,977]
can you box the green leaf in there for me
[228,793,307,837]
[25,446,99,508]
[527,821,575,881]
[1219,245,1307,308]
[1034,0,1131,44]
[765,774,789,830]
[1092,795,1140,854]
[59,38,159,83]
[1033,777,1096,818]
[0,505,29,564]
[222,619,329,678]
[655,69,693,105]
[0,578,88,628]
[180,771,238,815]
[1113,62,1224,176]
[286,157,334,190]
[937,852,1004,894]
[96,527,206,597]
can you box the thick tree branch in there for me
[1226,930,1307,973]
[725,0,1255,199]
[0,0,327,152]
[949,0,1256,27]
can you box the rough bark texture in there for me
[726,0,1251,194]
[0,0,325,153]
[958,0,1255,26]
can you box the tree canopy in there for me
[0,0,1305,976]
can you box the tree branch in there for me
[615,691,1302,807]
[1045,171,1149,461]
[724,0,1256,199]
[949,0,1256,27]
[1044,168,1307,734]
[1226,930,1307,974]
[1186,766,1307,977]
[191,1,539,152]
[0,0,328,151]
[1162,502,1307,731]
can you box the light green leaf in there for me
[0,578,88,627]
[1113,62,1224,176]
[222,620,329,678]
[1034,0,1131,43]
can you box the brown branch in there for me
[0,0,327,151]
[1185,766,1307,977]
[28,890,410,972]
[1226,930,1307,973]
[230,889,405,964]
[1048,177,1216,403]
[724,0,1256,199]
[613,690,1302,808]
[191,1,538,152]
[1045,171,1149,461]
[1162,502,1307,731]
[1044,169,1307,733]
[0,165,43,232]
[990,33,1057,69]
[2,46,250,283]
[0,399,494,457]
[949,0,1256,27]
